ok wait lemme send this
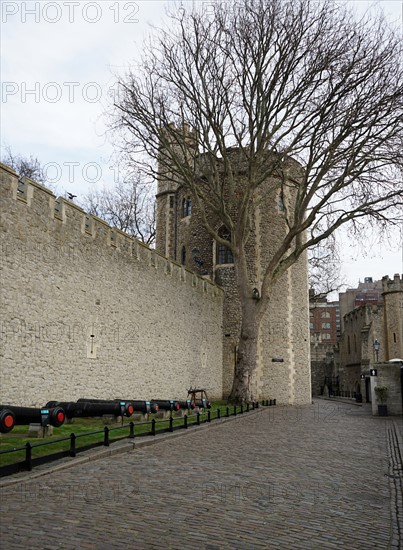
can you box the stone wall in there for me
[0,163,224,407]
[382,274,403,361]
[370,362,403,416]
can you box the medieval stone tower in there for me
[382,274,403,360]
[155,127,311,405]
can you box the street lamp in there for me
[373,339,380,362]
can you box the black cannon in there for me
[151,400,181,412]
[45,401,134,419]
[0,408,16,433]
[118,400,153,414]
[1,405,66,427]
[177,400,196,411]
[78,399,154,414]
[77,398,140,416]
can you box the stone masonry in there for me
[156,136,311,405]
[0,163,224,407]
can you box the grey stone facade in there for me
[337,274,403,414]
[156,146,311,404]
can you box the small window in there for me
[347,335,351,354]
[309,323,314,329]
[321,312,330,319]
[181,246,186,265]
[278,191,285,212]
[169,195,174,209]
[182,197,192,217]
[322,323,331,329]
[216,226,234,265]
[85,215,93,234]
[393,332,397,343]
[322,333,331,340]
[17,178,28,200]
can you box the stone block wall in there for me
[382,274,403,361]
[370,363,403,416]
[0,163,224,407]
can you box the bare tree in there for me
[110,0,403,402]
[2,145,48,187]
[308,236,345,300]
[81,168,156,246]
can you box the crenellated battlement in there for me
[382,273,403,295]
[0,162,223,300]
[0,162,224,406]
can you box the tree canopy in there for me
[110,0,403,401]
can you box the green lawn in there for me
[0,402,248,469]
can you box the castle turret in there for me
[155,136,311,404]
[382,274,403,360]
[155,123,198,259]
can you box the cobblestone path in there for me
[1,400,402,549]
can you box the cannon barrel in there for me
[177,400,196,410]
[151,400,181,411]
[1,405,66,427]
[45,401,134,418]
[149,402,159,414]
[117,400,152,414]
[0,408,16,433]
[78,399,152,414]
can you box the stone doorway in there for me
[365,377,371,403]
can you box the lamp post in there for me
[373,339,380,362]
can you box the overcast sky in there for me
[1,0,402,288]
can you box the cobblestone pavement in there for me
[1,400,402,549]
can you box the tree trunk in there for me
[228,301,260,404]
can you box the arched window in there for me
[321,312,330,318]
[181,246,186,265]
[216,226,234,265]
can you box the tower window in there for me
[278,191,285,212]
[216,226,234,265]
[182,197,192,217]
[181,246,186,265]
[169,195,174,208]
